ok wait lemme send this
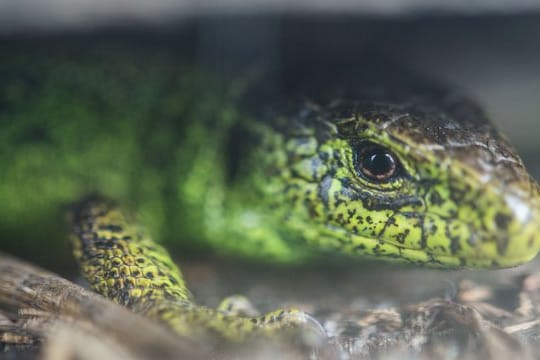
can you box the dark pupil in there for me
[360,147,397,180]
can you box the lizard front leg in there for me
[68,197,325,342]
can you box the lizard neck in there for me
[178,112,320,263]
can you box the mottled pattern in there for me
[69,198,324,341]
[70,197,193,305]
[250,93,540,268]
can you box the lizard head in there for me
[265,94,540,268]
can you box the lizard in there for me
[1,42,540,342]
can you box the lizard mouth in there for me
[336,188,540,269]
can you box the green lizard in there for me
[1,43,540,341]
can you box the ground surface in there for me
[181,257,540,359]
[4,253,540,359]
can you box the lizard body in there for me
[1,43,539,340]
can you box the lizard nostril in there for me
[494,213,512,231]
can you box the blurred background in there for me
[2,1,539,157]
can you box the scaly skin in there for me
[2,43,540,339]
[69,197,323,341]
[250,99,540,268]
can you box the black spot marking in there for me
[446,225,461,255]
[98,224,123,233]
[111,259,122,267]
[305,199,320,218]
[355,244,366,251]
[125,278,136,289]
[494,213,512,231]
[428,190,444,206]
[94,237,116,249]
[497,236,510,255]
[419,221,427,249]
[394,229,410,244]
[319,152,329,161]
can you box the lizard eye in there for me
[355,142,402,182]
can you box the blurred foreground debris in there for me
[2,253,540,359]
[0,254,209,360]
